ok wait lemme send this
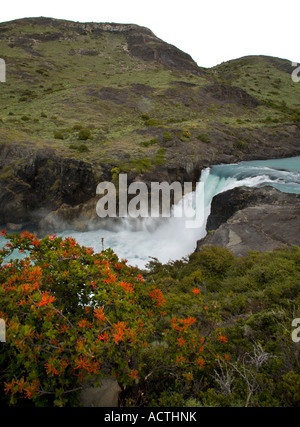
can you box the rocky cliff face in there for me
[197,186,300,256]
[0,144,101,226]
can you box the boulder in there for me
[78,377,121,407]
[197,186,300,256]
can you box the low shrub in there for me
[163,132,173,142]
[78,129,93,140]
[144,118,162,127]
[197,133,211,143]
[54,130,64,140]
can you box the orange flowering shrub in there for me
[0,231,165,406]
[151,288,229,384]
[0,231,228,406]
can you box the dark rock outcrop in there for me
[203,84,261,107]
[206,186,298,231]
[0,145,104,227]
[197,186,300,256]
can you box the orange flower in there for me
[45,361,59,376]
[23,379,39,399]
[218,334,228,343]
[90,280,97,289]
[171,316,196,332]
[112,321,127,343]
[98,331,110,342]
[74,356,89,371]
[113,330,125,343]
[32,239,40,247]
[177,337,186,347]
[118,281,134,293]
[130,369,139,380]
[74,356,100,374]
[36,292,56,307]
[4,377,39,399]
[4,380,14,395]
[148,288,166,307]
[16,377,25,392]
[176,355,186,365]
[196,357,205,368]
[77,318,92,328]
[94,306,106,323]
[192,288,201,295]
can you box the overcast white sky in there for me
[1,0,299,67]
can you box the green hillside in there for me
[0,17,299,227]
[0,18,299,165]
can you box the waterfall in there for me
[1,157,299,268]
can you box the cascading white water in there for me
[63,169,210,269]
[57,156,300,268]
[1,156,299,268]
